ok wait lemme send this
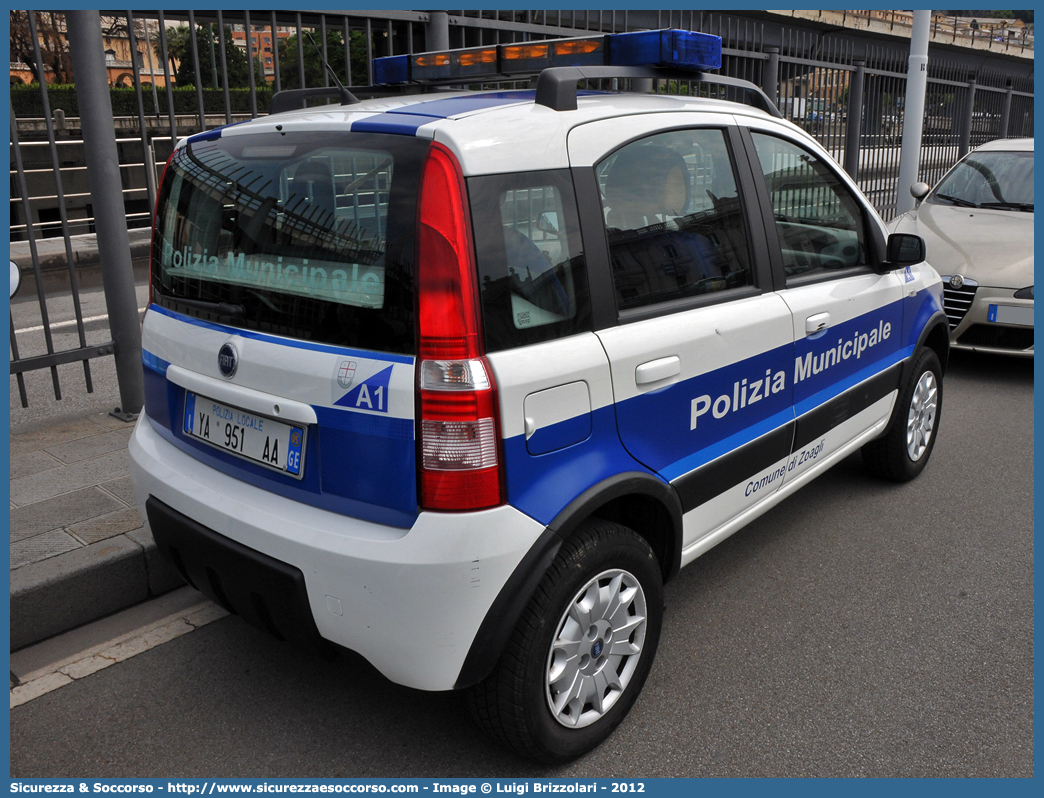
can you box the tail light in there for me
[415,142,502,511]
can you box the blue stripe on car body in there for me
[142,349,170,374]
[501,405,656,527]
[902,283,946,349]
[526,412,592,456]
[350,113,438,136]
[791,299,904,407]
[142,288,936,532]
[349,94,537,136]
[611,299,912,485]
[613,340,794,480]
[386,92,537,118]
[141,332,419,528]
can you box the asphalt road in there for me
[9,350,1033,777]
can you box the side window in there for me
[749,132,870,280]
[595,128,754,312]
[469,169,591,352]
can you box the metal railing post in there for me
[208,23,218,89]
[297,14,306,88]
[65,10,144,419]
[895,9,930,217]
[126,11,158,212]
[246,10,258,117]
[843,59,866,180]
[959,72,976,158]
[187,11,207,130]
[761,46,779,107]
[217,10,232,124]
[425,10,450,51]
[999,79,1013,138]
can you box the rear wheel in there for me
[467,519,663,763]
[863,347,942,481]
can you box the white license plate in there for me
[183,393,305,477]
[988,304,1033,327]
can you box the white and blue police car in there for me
[129,29,948,762]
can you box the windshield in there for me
[930,150,1033,210]
[152,130,428,353]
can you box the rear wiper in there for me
[979,201,1034,212]
[936,193,979,208]
[172,297,246,323]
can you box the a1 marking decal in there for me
[334,365,393,413]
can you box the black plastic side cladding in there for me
[453,525,563,690]
[454,472,682,689]
[879,309,949,437]
[546,471,683,582]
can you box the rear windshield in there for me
[152,130,428,354]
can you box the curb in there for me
[10,523,185,652]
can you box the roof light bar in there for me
[373,28,722,85]
[610,29,722,71]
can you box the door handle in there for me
[635,356,681,386]
[805,312,831,335]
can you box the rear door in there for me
[466,167,628,528]
[143,129,429,528]
[741,125,906,486]
[568,114,796,556]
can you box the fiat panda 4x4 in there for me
[129,29,948,762]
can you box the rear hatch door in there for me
[142,128,429,528]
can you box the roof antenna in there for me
[304,30,359,105]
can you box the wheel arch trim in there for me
[454,472,682,689]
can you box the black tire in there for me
[467,519,664,763]
[863,347,943,481]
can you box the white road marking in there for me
[10,600,229,708]
[14,306,148,335]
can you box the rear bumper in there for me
[129,414,545,691]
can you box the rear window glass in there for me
[469,169,591,352]
[152,131,428,354]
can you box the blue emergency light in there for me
[373,29,722,86]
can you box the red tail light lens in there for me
[415,143,502,511]
[419,358,501,510]
[416,142,483,361]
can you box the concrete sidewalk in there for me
[10,409,183,651]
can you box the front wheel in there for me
[467,519,664,763]
[863,347,943,481]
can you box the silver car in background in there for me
[891,138,1033,357]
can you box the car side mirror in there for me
[910,182,930,202]
[10,260,21,299]
[885,233,926,268]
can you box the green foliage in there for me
[160,25,193,77]
[173,24,265,89]
[278,29,374,89]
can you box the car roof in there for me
[972,137,1033,153]
[213,89,788,175]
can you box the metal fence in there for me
[9,9,1035,405]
